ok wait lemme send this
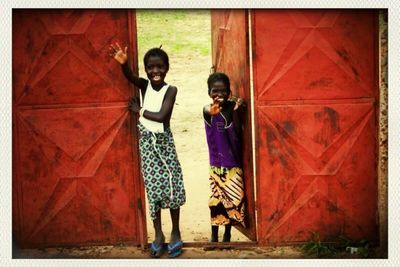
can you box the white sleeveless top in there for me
[139,81,169,133]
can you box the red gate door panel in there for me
[211,10,256,241]
[12,10,145,248]
[252,10,378,244]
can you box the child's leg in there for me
[149,209,165,258]
[223,223,231,242]
[167,208,183,258]
[153,209,165,245]
[169,207,181,244]
[211,225,219,242]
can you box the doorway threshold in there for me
[145,241,257,249]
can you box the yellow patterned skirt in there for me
[208,166,245,227]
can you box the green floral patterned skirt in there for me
[138,123,186,220]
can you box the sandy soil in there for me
[14,244,307,259]
[14,242,379,260]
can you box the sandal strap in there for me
[168,240,183,253]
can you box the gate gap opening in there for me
[136,9,250,244]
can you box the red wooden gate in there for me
[12,10,146,248]
[252,10,378,244]
[211,10,256,241]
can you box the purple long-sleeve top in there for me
[204,111,241,168]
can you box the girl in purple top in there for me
[203,72,246,243]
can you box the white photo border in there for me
[1,1,398,267]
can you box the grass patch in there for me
[300,231,336,257]
[136,9,211,71]
[300,231,374,258]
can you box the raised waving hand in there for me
[109,42,128,65]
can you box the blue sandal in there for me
[167,240,183,258]
[150,242,164,258]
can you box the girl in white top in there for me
[139,82,169,133]
[109,43,185,258]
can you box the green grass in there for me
[300,231,374,258]
[300,231,336,257]
[136,9,211,70]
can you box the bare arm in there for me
[128,86,177,123]
[143,86,177,123]
[109,42,147,90]
[121,63,148,90]
[232,97,245,135]
[203,105,212,125]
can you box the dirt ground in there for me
[14,244,306,259]
[14,242,382,260]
